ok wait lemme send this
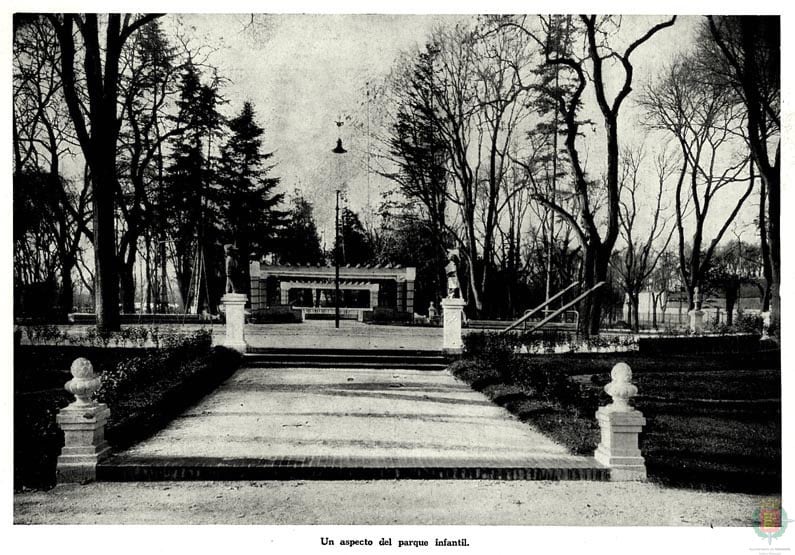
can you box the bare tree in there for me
[611,145,675,332]
[640,54,753,310]
[375,49,450,302]
[45,13,161,331]
[115,20,186,312]
[703,16,780,333]
[648,249,678,328]
[506,15,676,335]
[13,16,92,318]
[380,21,535,317]
[707,232,764,326]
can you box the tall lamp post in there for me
[332,133,347,329]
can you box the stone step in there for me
[246,352,445,362]
[97,455,610,482]
[246,347,445,357]
[243,348,448,370]
[245,361,449,371]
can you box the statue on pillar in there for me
[445,249,461,299]
[693,285,701,310]
[224,244,239,294]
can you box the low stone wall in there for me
[248,305,303,323]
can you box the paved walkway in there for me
[99,364,603,479]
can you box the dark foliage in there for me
[14,331,241,491]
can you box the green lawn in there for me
[451,350,781,493]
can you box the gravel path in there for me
[15,479,765,526]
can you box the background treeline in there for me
[13,15,779,337]
[368,15,778,335]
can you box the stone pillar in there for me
[221,293,248,353]
[405,267,416,315]
[623,293,631,322]
[369,285,379,309]
[249,261,262,311]
[594,362,647,481]
[689,286,704,334]
[56,358,111,483]
[761,311,772,340]
[688,308,704,334]
[441,297,467,354]
[396,279,406,313]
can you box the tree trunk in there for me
[175,249,193,312]
[158,232,169,312]
[651,293,659,329]
[766,169,780,333]
[577,249,592,336]
[58,254,75,321]
[725,284,738,327]
[631,293,640,333]
[119,260,136,313]
[589,252,610,336]
[578,244,607,337]
[92,162,120,331]
[758,170,773,312]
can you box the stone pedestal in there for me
[622,294,631,322]
[761,311,772,340]
[56,358,111,483]
[221,293,248,353]
[688,309,704,334]
[441,297,466,354]
[594,362,647,481]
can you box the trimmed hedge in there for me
[14,331,242,491]
[638,334,761,354]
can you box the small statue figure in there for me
[446,249,461,299]
[224,244,238,294]
[428,301,438,320]
[693,285,701,311]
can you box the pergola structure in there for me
[249,261,416,320]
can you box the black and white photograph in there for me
[5,3,789,553]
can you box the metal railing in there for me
[501,281,579,333]
[501,281,606,335]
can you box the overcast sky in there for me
[165,14,760,247]
[165,14,460,244]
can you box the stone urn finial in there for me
[56,357,110,483]
[64,357,101,406]
[603,362,638,412]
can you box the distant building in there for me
[249,261,416,321]
[628,282,765,327]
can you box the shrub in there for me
[128,326,150,347]
[463,331,521,373]
[461,331,588,412]
[23,324,65,345]
[448,358,503,389]
[735,311,764,334]
[95,329,213,404]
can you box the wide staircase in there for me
[98,345,609,482]
[243,347,448,371]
